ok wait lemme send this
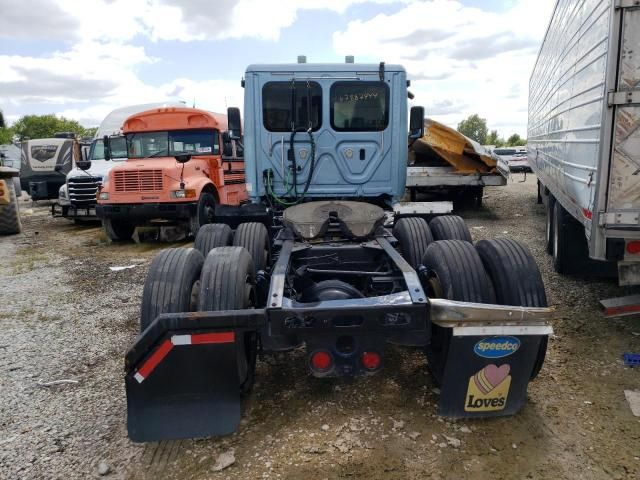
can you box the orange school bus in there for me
[96,107,247,241]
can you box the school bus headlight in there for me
[171,189,196,199]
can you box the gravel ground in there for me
[1,175,639,480]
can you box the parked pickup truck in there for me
[96,107,248,240]
[528,0,640,285]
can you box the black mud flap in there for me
[438,325,552,417]
[126,332,240,442]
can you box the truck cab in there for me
[243,62,409,205]
[96,107,247,240]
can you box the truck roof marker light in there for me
[310,350,332,371]
[361,351,381,371]
[627,241,640,255]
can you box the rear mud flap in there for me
[126,332,240,442]
[437,325,552,417]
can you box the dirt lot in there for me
[1,174,639,480]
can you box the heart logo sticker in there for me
[465,364,512,412]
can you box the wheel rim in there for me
[203,199,216,224]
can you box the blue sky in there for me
[0,0,555,137]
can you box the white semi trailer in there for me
[529,0,640,285]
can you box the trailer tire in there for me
[189,192,217,237]
[545,196,555,255]
[233,222,270,272]
[475,238,548,379]
[0,179,22,235]
[553,200,577,274]
[393,217,433,269]
[422,240,495,384]
[102,218,135,241]
[429,215,472,242]
[140,248,204,332]
[194,223,233,257]
[199,247,257,393]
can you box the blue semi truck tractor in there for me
[124,59,553,442]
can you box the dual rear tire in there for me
[412,228,547,383]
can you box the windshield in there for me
[90,137,127,160]
[126,129,219,159]
[494,149,517,156]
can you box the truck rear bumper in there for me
[96,202,197,221]
[124,296,552,441]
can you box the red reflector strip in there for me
[133,332,235,383]
[191,332,235,344]
[134,339,174,383]
[583,208,593,220]
[605,304,640,317]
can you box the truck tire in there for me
[189,192,217,237]
[393,217,433,269]
[199,246,257,392]
[422,240,496,384]
[140,248,204,332]
[429,215,472,242]
[545,196,555,255]
[0,179,22,235]
[102,218,135,241]
[475,238,548,379]
[194,223,233,257]
[233,222,271,272]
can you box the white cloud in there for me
[333,0,555,137]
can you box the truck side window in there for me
[330,81,389,132]
[262,81,322,132]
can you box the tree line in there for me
[0,110,97,144]
[457,114,526,147]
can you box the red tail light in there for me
[627,241,640,255]
[361,351,381,370]
[310,350,332,371]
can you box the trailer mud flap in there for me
[438,325,552,417]
[126,332,241,442]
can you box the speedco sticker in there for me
[473,336,520,359]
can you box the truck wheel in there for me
[545,196,555,255]
[189,192,217,237]
[140,248,204,332]
[102,218,135,241]
[422,240,496,384]
[233,222,271,272]
[0,179,22,235]
[429,215,472,242]
[194,223,233,257]
[475,238,548,379]
[199,246,257,393]
[393,217,433,269]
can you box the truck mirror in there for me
[77,160,92,171]
[174,154,192,164]
[409,106,425,139]
[227,107,242,139]
[103,135,112,161]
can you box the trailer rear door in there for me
[604,7,640,226]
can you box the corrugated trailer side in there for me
[528,0,640,284]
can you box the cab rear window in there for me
[262,81,322,132]
[330,82,389,132]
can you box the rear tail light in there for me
[627,241,640,255]
[361,351,381,371]
[310,350,333,372]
